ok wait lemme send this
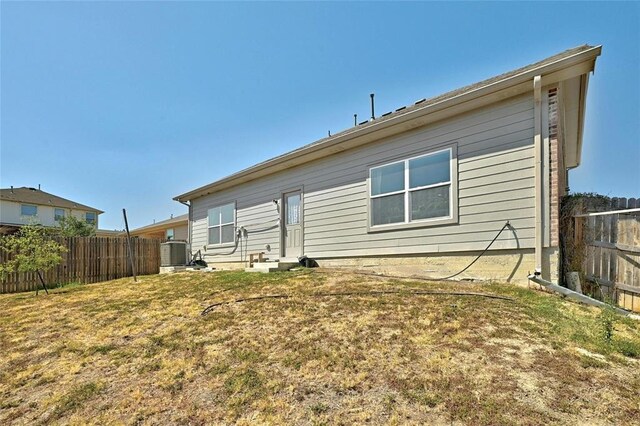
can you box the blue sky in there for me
[1,2,638,230]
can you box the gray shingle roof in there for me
[130,214,188,234]
[0,187,103,213]
[290,45,595,151]
[175,45,600,202]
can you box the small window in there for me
[370,147,454,227]
[54,208,65,221]
[85,212,96,224]
[208,202,235,245]
[166,228,174,241]
[286,194,301,225]
[21,204,37,216]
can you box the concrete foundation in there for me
[200,262,246,271]
[542,247,561,283]
[202,248,561,285]
[318,250,537,285]
[159,266,187,274]
[160,265,218,274]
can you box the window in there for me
[286,194,301,225]
[85,212,96,224]
[208,203,235,245]
[370,147,454,228]
[54,208,65,221]
[166,228,174,241]
[21,204,37,216]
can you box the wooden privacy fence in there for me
[574,208,640,312]
[0,237,161,294]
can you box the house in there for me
[0,186,102,234]
[128,214,188,240]
[95,229,125,238]
[174,45,601,283]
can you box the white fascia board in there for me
[175,46,601,202]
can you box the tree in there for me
[0,223,67,294]
[56,215,96,237]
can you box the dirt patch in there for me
[1,270,639,425]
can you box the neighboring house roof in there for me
[175,45,601,203]
[0,187,103,213]
[96,229,124,237]
[129,214,188,236]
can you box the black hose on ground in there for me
[429,221,512,281]
[201,289,514,315]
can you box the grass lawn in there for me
[1,269,639,425]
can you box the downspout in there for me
[178,200,192,256]
[527,273,639,320]
[533,75,543,275]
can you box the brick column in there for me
[548,88,565,248]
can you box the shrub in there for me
[597,305,617,344]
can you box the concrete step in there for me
[245,266,280,273]
[245,260,300,273]
[160,265,187,274]
[279,257,301,263]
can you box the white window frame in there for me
[207,202,236,246]
[21,204,37,217]
[367,144,458,232]
[166,228,174,241]
[54,208,65,221]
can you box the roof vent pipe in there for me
[370,93,375,120]
[38,184,41,190]
[10,186,13,193]
[354,114,357,126]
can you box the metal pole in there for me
[370,93,375,120]
[36,270,49,295]
[122,208,138,282]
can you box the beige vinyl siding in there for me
[172,225,188,241]
[0,200,99,229]
[191,93,535,262]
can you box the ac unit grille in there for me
[160,242,187,266]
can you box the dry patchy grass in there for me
[1,269,639,425]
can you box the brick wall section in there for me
[548,88,566,247]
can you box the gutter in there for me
[174,46,601,203]
[528,273,639,320]
[178,200,192,253]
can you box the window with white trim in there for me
[370,148,453,227]
[54,208,65,221]
[21,204,37,216]
[208,203,235,245]
[85,212,96,224]
[166,228,174,241]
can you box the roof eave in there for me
[175,45,601,203]
[130,223,184,235]
[573,72,590,168]
[129,217,189,234]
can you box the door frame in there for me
[280,186,304,259]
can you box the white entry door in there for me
[283,190,302,258]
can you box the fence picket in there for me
[574,209,640,312]
[0,236,161,294]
